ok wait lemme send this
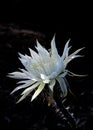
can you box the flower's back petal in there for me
[21,82,40,95]
[15,83,40,103]
[11,80,36,94]
[31,83,45,101]
[57,77,68,97]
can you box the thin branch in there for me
[0,24,45,39]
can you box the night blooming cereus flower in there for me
[8,35,84,103]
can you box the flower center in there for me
[40,74,50,83]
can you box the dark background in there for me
[0,1,93,130]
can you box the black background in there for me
[0,1,93,130]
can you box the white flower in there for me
[8,35,84,103]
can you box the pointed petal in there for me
[56,58,64,74]
[18,53,31,62]
[8,71,30,79]
[31,83,45,101]
[18,53,25,60]
[21,82,40,95]
[18,51,45,77]
[29,48,40,61]
[64,55,84,66]
[18,53,33,73]
[11,80,36,94]
[69,47,85,57]
[20,68,39,80]
[64,47,85,66]
[62,39,71,59]
[16,82,40,103]
[50,35,62,73]
[19,52,40,77]
[19,58,27,67]
[16,94,27,103]
[57,77,68,97]
[51,35,60,60]
[32,41,51,75]
[36,40,50,58]
[67,47,85,62]
[16,80,33,84]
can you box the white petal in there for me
[19,68,39,81]
[56,58,64,74]
[29,48,40,61]
[19,58,27,67]
[67,47,85,62]
[36,42,51,75]
[16,94,28,103]
[18,53,31,63]
[49,79,56,91]
[19,50,44,77]
[64,47,85,66]
[18,53,26,60]
[67,55,83,64]
[8,71,30,79]
[16,80,33,84]
[50,35,63,74]
[57,77,68,97]
[21,82,40,95]
[18,53,33,73]
[49,58,64,79]
[36,40,49,53]
[35,40,51,68]
[69,47,85,57]
[62,39,71,59]
[31,83,45,101]
[19,53,40,77]
[51,35,60,60]
[11,80,36,94]
[16,82,40,103]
